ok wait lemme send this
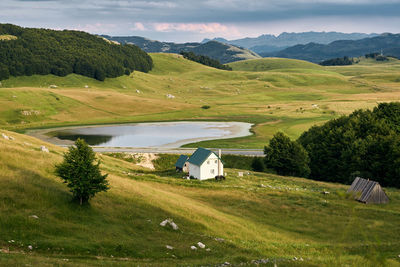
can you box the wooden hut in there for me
[347,177,389,204]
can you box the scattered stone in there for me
[84,85,89,88]
[214,237,225,242]
[260,184,266,188]
[12,95,17,98]
[299,257,304,261]
[136,89,140,93]
[8,240,15,243]
[28,245,33,250]
[49,85,58,89]
[166,94,175,99]
[322,191,330,194]
[312,104,319,108]
[29,215,39,219]
[2,133,9,140]
[238,172,243,177]
[166,245,174,250]
[197,242,205,249]
[293,256,298,261]
[223,262,231,266]
[190,245,197,250]
[159,218,178,230]
[21,110,40,116]
[9,136,14,140]
[40,146,49,153]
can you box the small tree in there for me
[264,132,310,177]
[55,138,109,205]
[251,157,265,172]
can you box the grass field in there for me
[0,130,399,266]
[1,54,400,148]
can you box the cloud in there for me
[131,22,146,31]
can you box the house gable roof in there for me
[187,147,219,166]
[175,155,189,168]
[347,177,389,204]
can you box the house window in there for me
[215,160,217,164]
[207,160,210,164]
[211,169,215,174]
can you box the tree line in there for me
[319,56,354,66]
[0,24,153,81]
[262,102,400,188]
[180,51,232,71]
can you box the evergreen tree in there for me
[264,132,310,177]
[251,157,265,172]
[55,139,109,205]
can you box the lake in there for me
[34,121,253,148]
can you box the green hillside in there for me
[1,53,400,149]
[0,24,153,81]
[228,58,323,72]
[1,130,399,266]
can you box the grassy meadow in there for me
[1,54,400,148]
[0,130,400,266]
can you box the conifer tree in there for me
[55,139,109,205]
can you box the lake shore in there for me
[26,121,253,148]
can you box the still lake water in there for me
[47,121,252,147]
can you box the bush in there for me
[201,105,211,109]
[55,139,109,205]
[251,157,264,172]
[264,132,310,177]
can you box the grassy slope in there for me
[1,130,400,266]
[1,54,400,148]
[228,58,323,72]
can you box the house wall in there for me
[182,162,189,173]
[200,154,223,180]
[189,163,201,179]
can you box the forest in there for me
[180,51,232,70]
[0,24,153,81]
[297,102,400,188]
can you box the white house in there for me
[187,148,223,180]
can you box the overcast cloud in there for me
[1,0,399,42]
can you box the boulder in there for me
[28,245,33,250]
[159,218,179,230]
[29,215,39,219]
[166,245,173,250]
[190,246,197,250]
[2,133,9,140]
[197,242,205,249]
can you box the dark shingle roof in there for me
[187,147,219,166]
[347,177,389,204]
[175,155,189,168]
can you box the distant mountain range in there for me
[102,36,260,64]
[264,33,400,62]
[203,32,379,54]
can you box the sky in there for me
[1,0,400,42]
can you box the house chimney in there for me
[218,149,221,176]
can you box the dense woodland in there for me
[319,56,354,66]
[180,51,232,70]
[0,24,153,81]
[297,102,400,188]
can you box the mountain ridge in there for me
[102,35,261,64]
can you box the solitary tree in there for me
[264,132,310,177]
[55,139,109,205]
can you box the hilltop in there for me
[103,36,260,64]
[228,58,323,72]
[0,129,399,266]
[0,24,153,81]
[264,34,400,62]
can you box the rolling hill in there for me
[0,24,153,81]
[0,129,399,266]
[264,34,400,63]
[228,58,323,72]
[102,36,261,64]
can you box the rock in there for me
[160,218,178,230]
[84,85,89,88]
[29,215,39,219]
[197,242,205,249]
[40,146,49,153]
[215,237,225,242]
[260,184,266,188]
[166,245,174,250]
[2,133,9,140]
[190,245,197,250]
[223,262,230,266]
[136,89,140,93]
[322,191,330,194]
[49,85,58,89]
[293,256,298,260]
[238,172,243,177]
[28,245,33,250]
[166,94,175,99]
[9,136,14,140]
[12,95,17,98]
